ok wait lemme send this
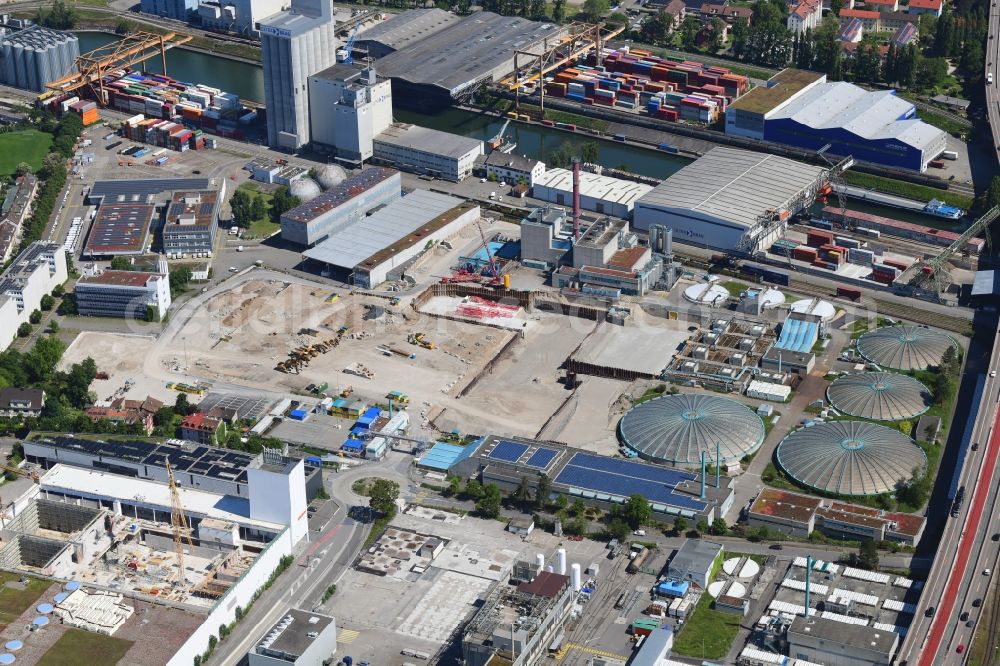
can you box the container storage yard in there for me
[544,48,750,124]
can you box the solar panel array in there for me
[89,178,211,204]
[526,448,557,469]
[484,438,562,471]
[488,440,529,462]
[37,436,256,483]
[554,452,706,510]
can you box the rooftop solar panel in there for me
[555,452,706,511]
[489,440,529,462]
[525,448,558,469]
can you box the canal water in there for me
[75,31,968,227]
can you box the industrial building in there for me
[259,0,338,150]
[484,152,546,187]
[0,242,67,351]
[83,203,155,258]
[372,123,483,181]
[856,325,957,371]
[726,68,947,172]
[532,168,653,219]
[462,571,575,666]
[303,191,479,288]
[665,317,780,391]
[74,270,172,321]
[666,539,724,589]
[787,616,899,666]
[140,0,198,21]
[618,394,766,468]
[248,608,337,665]
[549,216,664,296]
[371,10,564,103]
[86,177,211,207]
[469,435,734,521]
[195,0,285,36]
[632,147,829,252]
[0,26,79,92]
[747,488,926,545]
[519,206,575,268]
[280,167,400,246]
[308,64,393,163]
[162,189,221,257]
[826,371,932,421]
[775,421,926,497]
[355,8,461,59]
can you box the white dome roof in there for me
[289,178,322,201]
[790,298,836,321]
[684,283,729,304]
[316,164,346,190]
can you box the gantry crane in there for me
[166,461,195,588]
[44,31,193,106]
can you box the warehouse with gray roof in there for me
[356,8,461,58]
[371,11,565,103]
[632,147,829,252]
[372,123,483,181]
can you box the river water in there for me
[75,31,966,227]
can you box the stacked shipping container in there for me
[543,48,749,125]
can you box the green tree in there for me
[174,393,193,416]
[606,516,630,541]
[250,194,267,222]
[39,294,55,311]
[916,56,948,90]
[696,519,709,534]
[710,518,728,535]
[463,479,484,501]
[674,516,687,534]
[14,163,32,177]
[447,476,462,496]
[639,11,673,46]
[535,473,552,509]
[514,475,532,504]
[269,186,300,223]
[623,494,651,529]
[52,284,64,298]
[37,0,77,29]
[857,539,879,570]
[28,310,41,325]
[554,494,569,512]
[569,498,586,517]
[229,188,253,227]
[110,256,131,271]
[552,0,566,21]
[16,323,30,338]
[710,17,726,52]
[476,483,502,518]
[564,516,589,536]
[581,141,600,164]
[154,406,175,427]
[368,478,400,517]
[679,15,701,51]
[581,0,609,20]
[984,176,1000,210]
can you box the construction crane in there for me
[487,118,511,151]
[1,463,38,483]
[897,205,998,296]
[474,219,501,281]
[166,461,195,588]
[337,23,362,64]
[816,145,854,230]
[45,32,193,105]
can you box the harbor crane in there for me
[897,205,998,296]
[337,23,362,64]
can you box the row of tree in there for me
[229,186,300,229]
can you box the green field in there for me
[0,130,53,176]
[671,593,743,659]
[0,571,51,629]
[38,628,134,666]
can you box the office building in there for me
[0,242,66,351]
[249,609,337,666]
[162,189,221,257]
[0,26,79,92]
[260,0,339,150]
[280,167,400,246]
[373,123,483,181]
[74,270,172,321]
[309,64,393,163]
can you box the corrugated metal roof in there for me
[374,123,483,159]
[302,189,464,269]
[356,8,461,52]
[635,147,827,229]
[535,168,653,207]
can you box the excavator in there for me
[408,333,437,350]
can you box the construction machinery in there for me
[45,32,193,104]
[337,23,362,63]
[165,461,195,588]
[344,363,374,379]
[340,386,354,398]
[408,333,437,350]
[1,463,39,483]
[378,345,417,359]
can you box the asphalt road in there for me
[896,315,1000,664]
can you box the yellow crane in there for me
[166,461,195,588]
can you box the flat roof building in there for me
[373,123,483,182]
[83,203,155,258]
[303,190,480,288]
[666,539,724,589]
[162,190,221,257]
[520,206,574,268]
[309,64,393,163]
[280,167,400,246]
[74,270,171,321]
[86,178,210,206]
[787,616,899,666]
[532,168,653,219]
[249,608,337,666]
[0,242,67,351]
[633,147,828,252]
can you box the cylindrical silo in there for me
[557,548,567,575]
[546,565,553,573]
[535,553,544,570]
[570,563,582,591]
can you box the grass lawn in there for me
[0,130,52,176]
[671,593,742,659]
[236,183,279,239]
[720,280,749,295]
[915,107,969,136]
[0,571,51,628]
[38,628,134,666]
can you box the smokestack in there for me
[805,556,812,618]
[700,451,706,499]
[572,158,581,242]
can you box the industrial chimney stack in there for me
[572,158,581,242]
